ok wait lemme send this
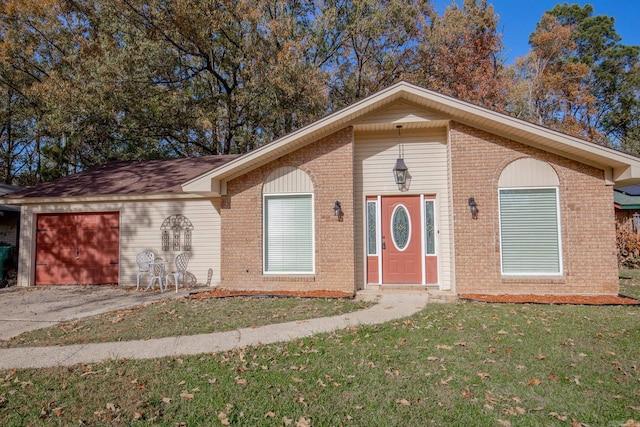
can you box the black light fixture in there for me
[393,125,408,190]
[333,201,343,221]
[468,197,478,219]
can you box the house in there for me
[614,185,640,233]
[0,184,22,247]
[5,82,640,296]
[4,157,238,286]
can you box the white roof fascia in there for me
[5,192,216,206]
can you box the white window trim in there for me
[498,186,563,276]
[424,198,438,257]
[263,192,315,275]
[366,199,378,256]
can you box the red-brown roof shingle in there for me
[5,155,239,199]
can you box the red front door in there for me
[35,212,120,285]
[381,196,422,284]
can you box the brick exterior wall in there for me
[220,127,355,293]
[450,122,618,295]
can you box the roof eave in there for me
[7,192,215,205]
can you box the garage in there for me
[35,212,119,285]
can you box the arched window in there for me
[498,158,562,275]
[263,167,314,274]
[160,215,194,252]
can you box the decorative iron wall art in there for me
[160,214,194,251]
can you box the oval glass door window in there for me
[392,204,411,251]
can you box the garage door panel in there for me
[35,212,120,285]
[35,265,76,285]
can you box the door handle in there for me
[382,236,386,250]
[75,247,79,260]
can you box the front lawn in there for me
[1,296,639,425]
[0,297,372,348]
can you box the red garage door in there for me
[35,212,120,285]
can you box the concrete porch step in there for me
[357,286,458,303]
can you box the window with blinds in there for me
[499,188,562,275]
[264,194,314,273]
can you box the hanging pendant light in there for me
[392,125,408,189]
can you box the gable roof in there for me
[183,81,640,194]
[5,155,238,202]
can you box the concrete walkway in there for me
[0,291,432,370]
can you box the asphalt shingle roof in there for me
[4,155,239,199]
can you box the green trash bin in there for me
[0,246,11,281]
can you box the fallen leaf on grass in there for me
[265,411,276,418]
[440,376,453,385]
[527,378,542,386]
[180,391,194,400]
[497,420,512,427]
[296,417,311,427]
[162,397,171,403]
[436,345,452,350]
[502,407,526,416]
[549,412,568,421]
[235,377,248,385]
[218,412,230,425]
[283,417,293,426]
[622,420,640,427]
[396,399,411,406]
[478,372,491,380]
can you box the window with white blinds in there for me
[264,194,314,273]
[499,188,562,275]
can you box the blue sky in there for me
[433,1,640,63]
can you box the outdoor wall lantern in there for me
[334,201,344,221]
[633,212,640,232]
[393,125,408,191]
[468,197,478,219]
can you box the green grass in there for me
[1,285,640,426]
[0,297,372,348]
